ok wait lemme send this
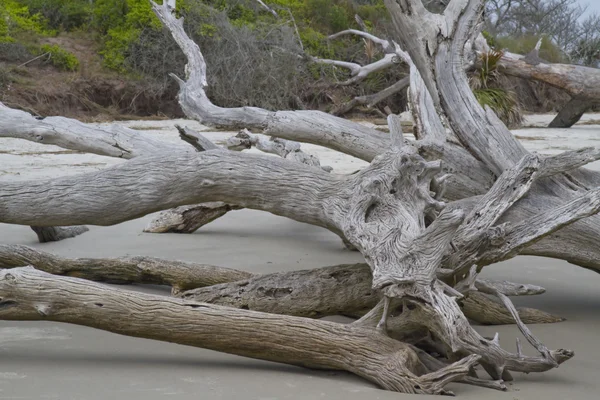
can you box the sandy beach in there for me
[1,115,600,399]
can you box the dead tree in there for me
[489,39,600,127]
[6,0,600,394]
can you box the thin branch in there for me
[176,125,220,152]
[254,0,278,18]
[0,244,253,294]
[328,29,393,52]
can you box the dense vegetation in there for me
[0,0,597,119]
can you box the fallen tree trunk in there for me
[497,53,600,103]
[0,243,560,325]
[0,150,340,230]
[0,267,480,395]
[548,97,597,128]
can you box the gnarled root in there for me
[385,283,573,379]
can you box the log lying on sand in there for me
[30,226,89,243]
[0,267,482,395]
[0,244,562,325]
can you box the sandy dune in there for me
[1,115,600,399]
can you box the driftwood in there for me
[3,0,600,394]
[145,128,330,234]
[0,244,559,325]
[0,244,252,294]
[29,226,89,243]
[0,267,480,395]
[496,47,600,127]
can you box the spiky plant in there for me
[470,49,523,128]
[473,88,523,128]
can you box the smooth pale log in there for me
[0,244,253,293]
[0,150,341,230]
[497,55,600,101]
[146,128,328,235]
[0,267,479,395]
[0,103,186,158]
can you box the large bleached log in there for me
[0,150,341,230]
[0,267,479,395]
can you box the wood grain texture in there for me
[0,267,479,395]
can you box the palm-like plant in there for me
[470,49,523,128]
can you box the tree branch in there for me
[0,244,252,294]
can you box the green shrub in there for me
[0,65,14,91]
[0,41,35,62]
[470,49,523,128]
[474,88,522,128]
[18,0,92,31]
[39,44,79,71]
[0,0,49,42]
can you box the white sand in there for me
[1,115,600,399]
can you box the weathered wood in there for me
[0,244,556,325]
[0,244,253,294]
[146,128,330,235]
[0,267,479,395]
[311,53,398,86]
[497,54,600,102]
[548,97,596,128]
[144,203,242,234]
[176,124,220,151]
[0,151,341,230]
[30,226,89,243]
[181,263,378,318]
[331,76,410,116]
[2,2,598,392]
[0,103,186,158]
[360,283,573,377]
[462,292,565,325]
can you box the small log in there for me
[144,203,242,234]
[30,226,89,243]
